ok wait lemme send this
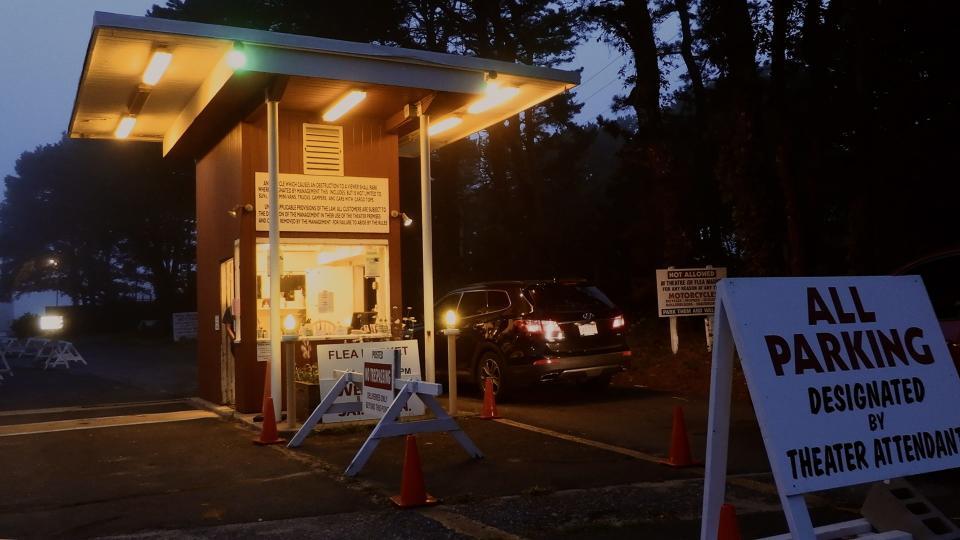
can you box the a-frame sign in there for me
[701,276,960,539]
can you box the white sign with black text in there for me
[255,173,388,233]
[656,267,727,317]
[316,340,423,423]
[700,276,960,538]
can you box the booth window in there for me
[255,242,389,339]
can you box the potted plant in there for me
[294,362,321,422]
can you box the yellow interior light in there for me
[428,116,463,136]
[226,48,246,70]
[322,90,367,122]
[283,314,297,331]
[114,115,136,139]
[468,81,520,114]
[444,310,458,328]
[142,50,173,86]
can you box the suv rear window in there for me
[524,284,615,312]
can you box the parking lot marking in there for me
[419,507,524,540]
[494,418,666,464]
[0,409,218,437]
[0,398,190,417]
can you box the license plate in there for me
[577,322,598,336]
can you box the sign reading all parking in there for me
[656,267,727,317]
[719,276,960,495]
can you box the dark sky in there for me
[0,1,638,183]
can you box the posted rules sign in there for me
[656,267,726,317]
[720,276,960,495]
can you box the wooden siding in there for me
[194,105,403,413]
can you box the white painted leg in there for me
[700,301,736,540]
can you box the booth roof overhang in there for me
[67,11,580,158]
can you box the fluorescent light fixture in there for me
[322,90,367,122]
[428,116,463,136]
[39,315,64,331]
[142,50,173,86]
[316,246,364,265]
[226,48,247,70]
[468,81,520,114]
[114,115,136,139]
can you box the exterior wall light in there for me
[390,210,414,227]
[39,315,64,331]
[323,90,367,122]
[227,203,254,218]
[226,44,247,70]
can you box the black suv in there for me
[433,280,632,396]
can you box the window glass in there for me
[487,291,510,311]
[525,284,615,311]
[256,243,389,338]
[458,291,487,317]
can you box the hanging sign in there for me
[255,173,388,233]
[362,353,394,419]
[656,267,727,317]
[715,276,960,496]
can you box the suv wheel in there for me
[476,350,508,398]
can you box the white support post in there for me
[700,299,735,540]
[443,328,459,414]
[419,105,436,383]
[267,97,282,420]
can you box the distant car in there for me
[893,249,960,371]
[431,280,632,397]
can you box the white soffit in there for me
[70,28,232,142]
[68,12,580,155]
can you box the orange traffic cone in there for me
[661,405,698,467]
[391,435,438,508]
[478,377,500,419]
[253,396,286,445]
[718,503,742,540]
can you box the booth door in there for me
[219,258,236,405]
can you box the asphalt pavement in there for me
[0,339,958,538]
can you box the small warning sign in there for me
[362,356,394,419]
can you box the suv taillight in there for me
[517,319,565,341]
[612,315,625,329]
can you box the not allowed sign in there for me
[656,267,727,317]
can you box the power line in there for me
[578,53,626,89]
[581,75,625,104]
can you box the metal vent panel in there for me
[303,123,343,176]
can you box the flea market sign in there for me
[315,340,423,423]
[656,267,726,317]
[719,276,960,495]
[255,173,388,233]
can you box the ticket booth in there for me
[67,12,579,413]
